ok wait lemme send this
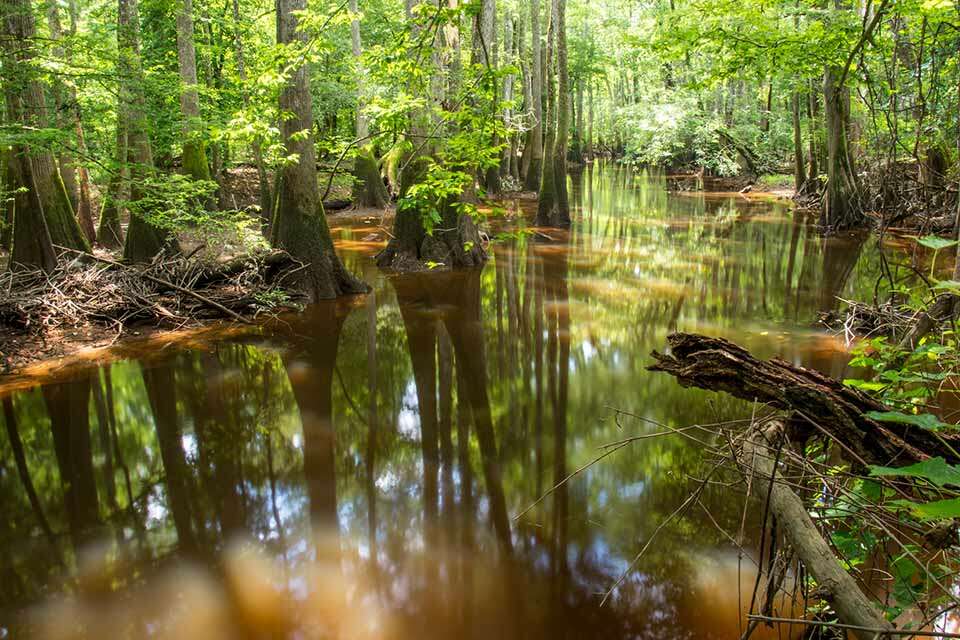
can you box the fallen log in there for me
[738,421,894,640]
[648,332,959,465]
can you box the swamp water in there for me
[1,165,890,638]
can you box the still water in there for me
[1,165,885,638]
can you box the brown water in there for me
[0,165,889,639]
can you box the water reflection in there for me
[1,165,889,638]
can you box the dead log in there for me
[738,421,893,640]
[649,332,959,465]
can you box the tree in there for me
[120,0,180,261]
[271,0,366,299]
[175,0,212,183]
[1,0,90,271]
[535,0,570,227]
[375,1,487,271]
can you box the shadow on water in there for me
[0,163,886,638]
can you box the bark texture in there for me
[120,0,179,261]
[352,146,388,208]
[649,332,960,465]
[522,0,543,191]
[820,66,862,229]
[1,0,90,270]
[175,0,212,182]
[535,0,570,227]
[738,422,893,640]
[271,0,366,300]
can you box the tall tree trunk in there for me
[535,0,569,227]
[97,115,127,248]
[522,0,543,191]
[43,377,101,551]
[820,65,862,229]
[231,0,271,229]
[349,0,368,140]
[120,0,180,260]
[807,78,819,180]
[1,0,90,271]
[480,0,499,195]
[499,13,514,180]
[271,0,366,299]
[586,80,593,159]
[46,0,79,213]
[376,1,486,271]
[175,0,212,183]
[66,0,95,244]
[792,90,807,193]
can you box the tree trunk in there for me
[45,0,79,213]
[536,0,570,227]
[376,2,486,271]
[792,90,807,193]
[820,65,862,229]
[1,0,90,271]
[175,0,212,183]
[97,114,128,249]
[231,0,271,229]
[649,332,960,465]
[271,0,366,299]
[352,146,388,208]
[807,78,819,180]
[349,0,368,140]
[43,377,101,551]
[738,422,893,640]
[522,0,544,191]
[120,0,180,261]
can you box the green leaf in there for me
[933,280,960,294]
[916,236,958,250]
[870,457,960,487]
[893,498,960,521]
[864,411,948,430]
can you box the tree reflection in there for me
[43,376,100,552]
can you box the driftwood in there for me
[738,421,894,640]
[649,333,959,465]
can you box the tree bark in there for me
[120,0,180,261]
[820,64,862,229]
[792,90,807,193]
[1,0,90,271]
[231,0,271,229]
[649,332,960,465]
[175,0,212,183]
[522,0,543,191]
[535,0,570,227]
[271,0,366,299]
[738,421,893,640]
[376,2,486,271]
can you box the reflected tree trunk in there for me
[3,396,58,551]
[142,363,198,554]
[394,276,441,543]
[43,377,100,551]
[285,305,345,533]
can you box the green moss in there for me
[181,141,212,182]
[352,147,388,208]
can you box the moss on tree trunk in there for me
[272,0,366,300]
[820,66,862,230]
[1,0,90,270]
[376,156,486,271]
[352,147,388,209]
